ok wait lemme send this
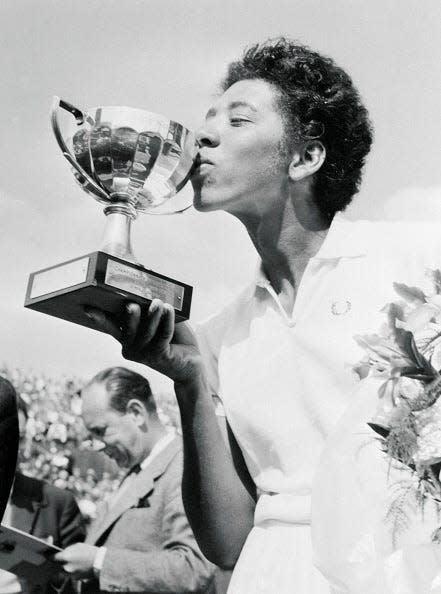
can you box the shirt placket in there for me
[261,258,328,327]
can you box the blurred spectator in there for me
[55,366,214,593]
[0,365,180,524]
[0,377,18,521]
[0,383,86,594]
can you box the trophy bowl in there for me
[24,98,198,330]
[56,99,197,218]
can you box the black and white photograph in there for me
[1,1,441,592]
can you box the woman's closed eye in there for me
[230,117,252,126]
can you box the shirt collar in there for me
[254,213,369,288]
[312,213,369,259]
[140,430,176,471]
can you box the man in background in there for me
[0,383,86,594]
[55,366,214,593]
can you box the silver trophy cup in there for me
[25,98,197,330]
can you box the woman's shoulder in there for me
[195,283,256,343]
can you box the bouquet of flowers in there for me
[355,270,441,541]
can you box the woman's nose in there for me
[195,123,220,148]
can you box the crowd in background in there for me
[0,365,180,523]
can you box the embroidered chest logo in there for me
[330,299,352,316]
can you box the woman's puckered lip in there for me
[195,153,215,166]
[191,154,215,178]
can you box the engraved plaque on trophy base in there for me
[24,251,192,330]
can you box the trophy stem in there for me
[100,204,138,264]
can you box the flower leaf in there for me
[404,331,433,372]
[393,282,427,304]
[368,422,390,438]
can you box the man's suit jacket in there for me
[10,472,86,594]
[10,473,86,548]
[83,435,214,593]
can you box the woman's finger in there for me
[155,303,175,345]
[121,303,142,348]
[84,307,122,341]
[130,299,164,352]
[174,320,198,346]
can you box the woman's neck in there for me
[238,193,330,313]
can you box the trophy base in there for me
[24,251,192,332]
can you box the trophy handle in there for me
[57,99,95,126]
[50,96,109,202]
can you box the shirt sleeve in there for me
[93,546,107,577]
[195,284,255,418]
[195,315,226,416]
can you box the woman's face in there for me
[192,78,291,217]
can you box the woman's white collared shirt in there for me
[196,214,441,593]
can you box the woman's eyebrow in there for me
[228,100,258,112]
[205,100,258,119]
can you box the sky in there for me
[1,0,440,392]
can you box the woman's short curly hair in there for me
[221,38,374,220]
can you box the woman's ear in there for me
[288,140,326,182]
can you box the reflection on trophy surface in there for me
[24,98,197,331]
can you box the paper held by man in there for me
[0,524,61,583]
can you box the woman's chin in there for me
[193,191,220,213]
